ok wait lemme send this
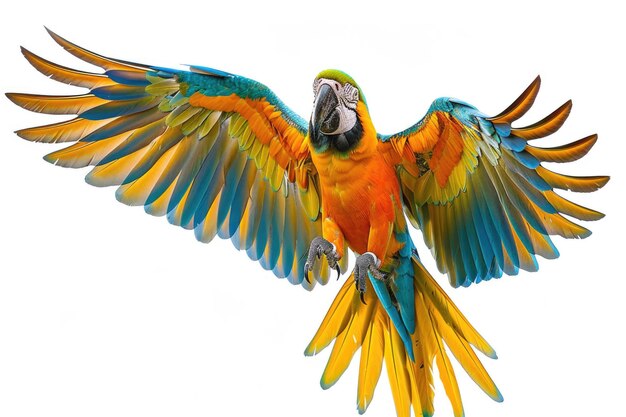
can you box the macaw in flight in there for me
[7,29,609,417]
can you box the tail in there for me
[304,254,503,417]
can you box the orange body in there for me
[310,102,406,266]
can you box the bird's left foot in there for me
[353,252,387,304]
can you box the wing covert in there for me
[7,29,345,289]
[378,77,609,287]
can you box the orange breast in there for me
[313,146,401,255]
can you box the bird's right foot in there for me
[304,236,341,283]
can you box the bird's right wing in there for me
[7,29,347,289]
[378,77,608,287]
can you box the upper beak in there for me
[312,83,340,135]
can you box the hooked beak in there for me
[312,83,340,135]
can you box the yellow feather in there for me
[180,110,210,136]
[238,126,256,151]
[21,46,114,89]
[228,113,247,138]
[414,291,436,417]
[305,278,354,356]
[544,190,605,221]
[384,322,412,417]
[115,144,177,206]
[166,105,202,127]
[6,93,108,115]
[195,189,223,243]
[44,131,130,168]
[255,142,270,170]
[321,289,376,388]
[526,134,598,163]
[169,183,192,229]
[357,306,385,413]
[201,118,221,145]
[511,230,538,272]
[85,145,151,187]
[198,111,221,138]
[488,76,541,124]
[299,179,320,221]
[145,176,178,216]
[511,100,572,140]
[145,79,180,97]
[46,28,146,71]
[413,258,497,359]
[433,326,464,417]
[16,117,110,143]
[432,306,502,402]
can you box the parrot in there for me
[6,29,609,417]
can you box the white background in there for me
[0,1,624,416]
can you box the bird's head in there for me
[309,70,371,153]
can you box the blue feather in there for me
[278,194,296,280]
[247,185,273,261]
[106,70,151,86]
[80,98,158,120]
[167,139,214,215]
[242,180,265,251]
[227,161,255,238]
[494,123,512,138]
[513,150,540,169]
[476,168,519,269]
[216,153,248,231]
[266,192,285,271]
[91,85,149,101]
[182,144,227,226]
[468,189,497,278]
[98,120,166,166]
[369,273,415,361]
[82,107,163,142]
[501,135,526,152]
[188,65,234,78]
[391,254,416,334]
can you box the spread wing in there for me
[378,77,609,288]
[7,29,346,289]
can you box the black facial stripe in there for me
[309,118,363,152]
[329,117,363,152]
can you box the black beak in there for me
[313,83,340,135]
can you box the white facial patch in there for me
[313,78,359,135]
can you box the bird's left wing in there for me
[7,30,343,289]
[378,77,609,288]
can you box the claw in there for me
[304,236,342,284]
[352,252,384,304]
[359,291,367,305]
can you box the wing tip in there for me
[14,128,31,141]
[489,75,542,124]
[5,92,25,109]
[596,175,611,190]
[44,26,62,44]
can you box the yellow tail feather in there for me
[307,257,500,416]
[357,307,385,413]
